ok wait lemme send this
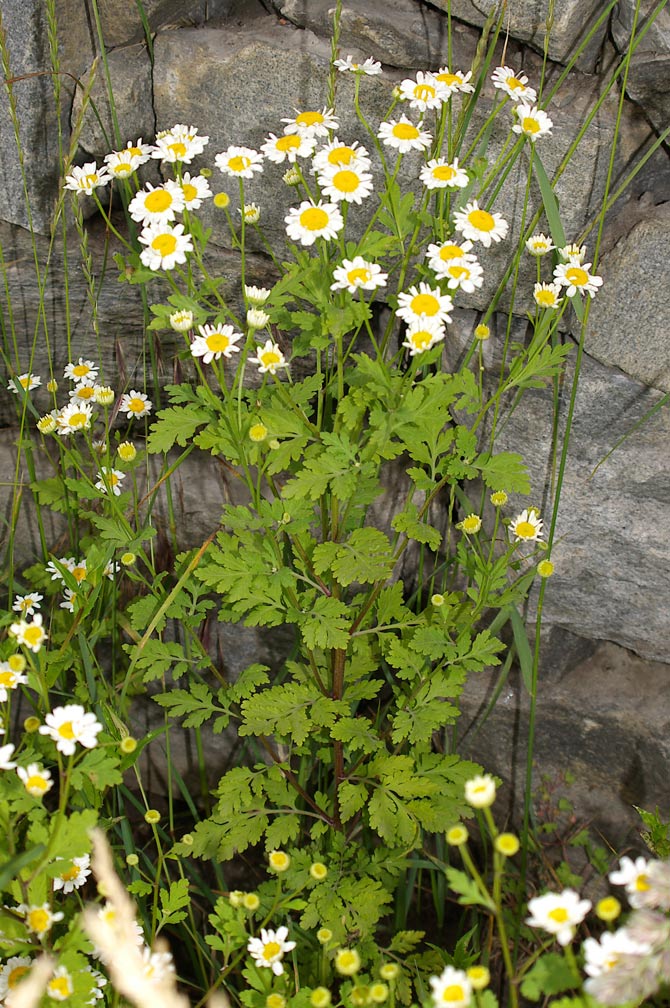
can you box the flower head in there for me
[331,257,388,293]
[191,324,243,363]
[249,340,288,376]
[46,966,73,1002]
[169,309,194,332]
[247,926,296,976]
[533,282,562,309]
[119,391,152,419]
[95,467,125,496]
[313,138,371,174]
[245,285,271,305]
[512,103,553,142]
[495,833,520,857]
[420,157,469,191]
[609,856,652,908]
[285,200,344,246]
[8,372,41,394]
[396,282,453,326]
[215,146,264,179]
[377,117,432,153]
[247,308,270,330]
[333,56,382,75]
[491,66,537,103]
[453,200,509,247]
[465,774,496,808]
[398,71,444,112]
[526,889,591,945]
[553,260,603,298]
[0,662,28,701]
[179,172,212,209]
[510,508,543,542]
[12,592,42,617]
[9,614,48,652]
[334,948,361,976]
[317,164,374,204]
[268,850,291,873]
[138,222,193,271]
[128,180,185,226]
[39,704,103,756]
[0,743,16,770]
[261,131,316,164]
[19,903,64,938]
[526,233,555,256]
[402,320,446,356]
[242,202,261,223]
[429,965,472,1008]
[64,162,111,195]
[151,124,209,163]
[282,108,338,137]
[17,762,53,798]
[439,257,484,293]
[53,854,92,893]
[434,68,474,95]
[458,514,482,534]
[0,957,33,1001]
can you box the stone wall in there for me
[1,0,670,838]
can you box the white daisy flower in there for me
[0,743,17,770]
[526,889,591,946]
[241,202,261,223]
[553,260,603,298]
[104,149,144,179]
[9,614,48,652]
[491,66,537,103]
[169,309,194,332]
[215,145,264,179]
[56,400,93,435]
[609,856,652,908]
[583,929,651,979]
[453,200,509,247]
[247,308,270,330]
[0,663,28,701]
[333,55,382,75]
[117,138,153,165]
[64,358,98,383]
[249,340,288,376]
[119,390,152,418]
[12,592,43,617]
[434,68,475,96]
[398,71,444,111]
[526,233,555,256]
[63,162,111,195]
[402,320,446,357]
[247,926,296,977]
[377,116,432,153]
[151,124,209,163]
[282,108,338,137]
[261,131,317,164]
[68,382,98,402]
[510,508,544,542]
[425,239,476,273]
[313,139,371,175]
[559,242,587,262]
[8,373,41,394]
[18,903,64,938]
[60,588,79,613]
[45,556,88,584]
[285,200,344,246]
[46,966,74,1002]
[128,180,185,226]
[512,103,553,142]
[17,763,53,798]
[139,947,176,984]
[317,164,374,204]
[396,282,453,326]
[179,172,212,209]
[440,256,484,293]
[245,285,271,305]
[0,957,33,1001]
[53,854,92,893]
[465,774,496,808]
[282,166,302,185]
[331,256,388,293]
[420,157,469,190]
[139,222,193,271]
[39,704,103,756]
[191,324,243,363]
[533,281,562,309]
[95,467,126,497]
[429,965,472,1008]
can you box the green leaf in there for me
[391,504,442,550]
[337,781,367,822]
[388,930,425,953]
[70,749,122,791]
[509,605,534,691]
[476,451,530,493]
[520,952,578,1002]
[159,878,191,927]
[153,681,218,728]
[313,528,395,587]
[299,596,351,650]
[147,403,212,453]
[444,867,494,910]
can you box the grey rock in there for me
[587,203,670,393]
[612,0,670,136]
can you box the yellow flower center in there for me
[261,350,281,368]
[410,330,433,351]
[439,244,463,261]
[8,966,30,988]
[448,264,469,280]
[508,77,524,90]
[536,289,556,306]
[432,164,456,181]
[72,565,87,582]
[113,161,132,175]
[414,83,436,100]
[635,874,650,891]
[182,183,197,202]
[28,909,50,932]
[410,293,440,315]
[299,207,329,231]
[58,721,76,740]
[74,385,96,399]
[566,266,588,286]
[23,626,44,647]
[228,155,251,173]
[276,134,302,152]
[69,411,88,428]
[72,364,90,377]
[127,397,148,414]
[262,941,282,961]
[437,72,460,86]
[347,267,371,285]
[144,188,173,213]
[48,977,71,998]
[26,774,49,794]
[392,122,420,140]
[249,423,268,442]
[168,141,187,159]
[0,670,15,686]
[205,332,231,352]
[151,233,177,256]
[84,173,98,188]
[468,208,495,231]
[331,169,359,193]
[462,516,480,532]
[295,111,324,127]
[60,864,80,882]
[442,986,465,1003]
[514,521,537,539]
[127,146,142,157]
[548,907,569,924]
[328,145,355,165]
[522,116,541,134]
